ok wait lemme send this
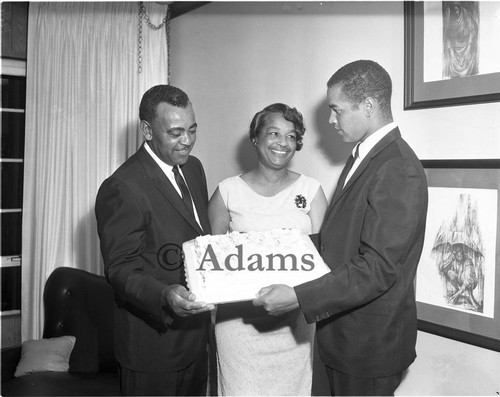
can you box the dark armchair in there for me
[1,267,120,396]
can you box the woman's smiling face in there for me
[255,112,298,170]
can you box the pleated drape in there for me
[22,2,169,341]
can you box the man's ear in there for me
[363,97,375,117]
[140,120,152,141]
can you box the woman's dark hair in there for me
[249,103,305,151]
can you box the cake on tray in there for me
[183,228,331,304]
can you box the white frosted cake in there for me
[183,228,330,304]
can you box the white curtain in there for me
[23,2,169,341]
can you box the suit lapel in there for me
[136,145,204,234]
[181,163,211,234]
[324,128,401,223]
[330,154,355,205]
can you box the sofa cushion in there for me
[14,336,76,377]
[1,372,120,396]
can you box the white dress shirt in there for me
[144,142,202,228]
[344,122,397,187]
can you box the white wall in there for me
[169,1,500,394]
[170,1,500,198]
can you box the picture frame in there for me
[404,2,500,110]
[416,159,500,352]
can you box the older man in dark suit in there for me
[254,60,428,396]
[95,85,213,396]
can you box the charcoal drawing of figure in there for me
[442,1,479,78]
[431,194,484,312]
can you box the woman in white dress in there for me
[208,103,328,395]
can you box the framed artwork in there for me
[404,2,500,109]
[416,159,500,351]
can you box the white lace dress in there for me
[215,174,320,396]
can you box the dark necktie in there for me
[172,165,195,217]
[342,143,360,188]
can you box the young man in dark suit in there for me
[254,60,428,395]
[95,85,214,396]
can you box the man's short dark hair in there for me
[249,103,306,151]
[327,60,393,117]
[139,85,190,124]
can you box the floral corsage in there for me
[294,194,307,209]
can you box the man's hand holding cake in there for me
[161,284,214,318]
[253,284,299,316]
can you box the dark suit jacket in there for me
[295,128,428,378]
[95,144,211,372]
